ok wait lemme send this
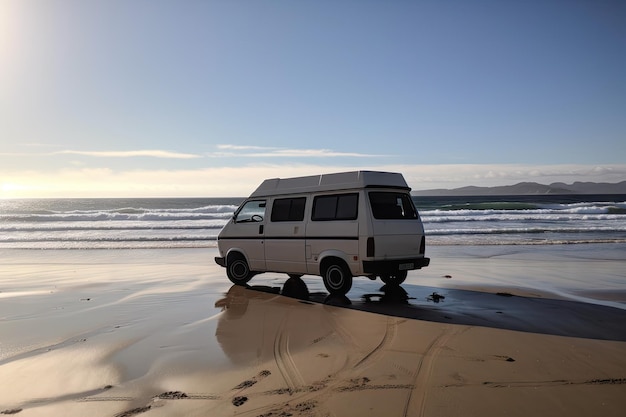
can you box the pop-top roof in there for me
[249,171,410,197]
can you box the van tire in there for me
[321,260,352,295]
[226,253,253,285]
[380,271,407,286]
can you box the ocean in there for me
[1,195,625,250]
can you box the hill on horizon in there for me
[413,181,626,196]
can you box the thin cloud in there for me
[208,145,389,158]
[217,144,278,151]
[249,149,388,158]
[55,150,202,159]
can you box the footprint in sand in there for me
[114,406,151,417]
[494,355,516,362]
[232,370,272,390]
[232,396,248,406]
[156,391,188,399]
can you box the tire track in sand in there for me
[273,312,306,392]
[352,316,398,371]
[232,312,403,417]
[403,325,469,417]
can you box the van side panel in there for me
[264,196,307,274]
[218,222,266,271]
[303,191,362,275]
[305,220,359,275]
[264,225,307,273]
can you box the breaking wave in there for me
[1,196,624,249]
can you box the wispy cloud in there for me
[55,150,202,159]
[216,144,278,151]
[209,144,389,158]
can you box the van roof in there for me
[249,171,410,197]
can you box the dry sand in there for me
[0,246,625,416]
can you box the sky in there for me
[1,0,625,198]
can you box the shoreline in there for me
[2,243,625,312]
[1,245,625,416]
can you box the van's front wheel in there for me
[380,271,407,286]
[322,261,352,295]
[227,254,253,285]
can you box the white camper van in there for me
[215,171,430,295]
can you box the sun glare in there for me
[1,183,29,199]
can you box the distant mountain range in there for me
[413,181,626,196]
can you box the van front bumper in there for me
[362,257,430,274]
[215,256,226,267]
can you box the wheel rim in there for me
[326,265,345,290]
[229,259,249,281]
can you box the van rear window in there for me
[271,197,306,222]
[369,192,417,219]
[312,193,358,221]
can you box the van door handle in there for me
[259,225,264,234]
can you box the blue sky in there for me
[1,0,625,197]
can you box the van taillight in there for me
[367,237,375,257]
[420,236,426,254]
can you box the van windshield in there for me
[234,200,266,222]
[368,192,417,219]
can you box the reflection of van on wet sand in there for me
[215,171,430,295]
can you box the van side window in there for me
[271,197,306,222]
[234,200,266,222]
[369,192,417,219]
[312,193,358,221]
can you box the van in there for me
[215,171,430,295]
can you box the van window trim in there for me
[311,192,359,221]
[270,196,307,222]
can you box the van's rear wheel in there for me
[380,271,407,286]
[227,254,253,285]
[322,261,352,295]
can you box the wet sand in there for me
[0,246,625,416]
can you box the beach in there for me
[1,245,625,416]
